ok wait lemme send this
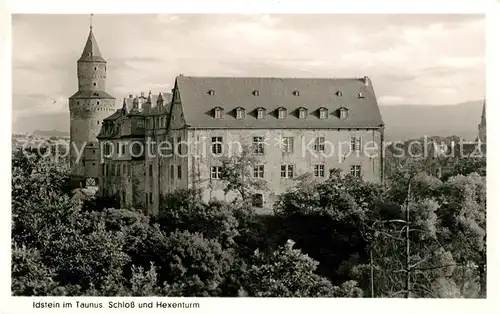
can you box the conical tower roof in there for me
[78,28,106,62]
[481,98,486,125]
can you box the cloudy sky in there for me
[12,14,484,131]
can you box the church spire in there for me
[78,14,105,62]
[478,98,486,143]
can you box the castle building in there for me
[96,92,172,209]
[69,25,116,187]
[83,27,385,215]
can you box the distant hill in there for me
[380,100,483,142]
[13,112,70,135]
[31,129,70,138]
[12,100,484,141]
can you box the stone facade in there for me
[180,128,383,213]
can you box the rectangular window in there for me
[253,136,265,154]
[320,109,327,119]
[350,165,362,177]
[236,109,244,119]
[299,109,307,119]
[128,165,131,175]
[170,165,174,180]
[314,137,325,152]
[257,110,264,119]
[280,165,294,178]
[149,192,153,204]
[350,136,362,151]
[314,164,325,177]
[176,137,182,155]
[211,166,222,179]
[120,143,126,156]
[215,109,222,119]
[137,120,145,129]
[149,164,153,176]
[252,193,264,208]
[212,136,223,155]
[177,165,182,179]
[253,165,265,178]
[282,137,294,153]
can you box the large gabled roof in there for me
[175,75,384,129]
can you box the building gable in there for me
[168,81,187,130]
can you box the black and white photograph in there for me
[7,7,493,309]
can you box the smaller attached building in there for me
[97,91,171,210]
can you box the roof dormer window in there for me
[253,90,260,96]
[298,107,307,119]
[293,90,300,96]
[339,107,349,120]
[214,107,223,119]
[236,107,245,119]
[208,89,216,96]
[278,107,287,119]
[358,92,365,98]
[256,107,266,119]
[319,107,328,119]
[336,91,343,97]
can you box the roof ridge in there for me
[177,75,368,81]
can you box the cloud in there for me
[11,14,485,132]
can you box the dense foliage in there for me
[11,146,486,298]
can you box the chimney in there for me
[363,76,370,86]
[140,91,145,97]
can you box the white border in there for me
[2,0,498,313]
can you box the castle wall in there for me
[77,60,107,91]
[69,97,115,179]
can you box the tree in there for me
[273,171,379,288]
[158,189,240,248]
[443,157,486,180]
[159,230,235,296]
[241,239,362,297]
[219,145,267,201]
[439,173,486,297]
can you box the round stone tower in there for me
[69,24,115,187]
